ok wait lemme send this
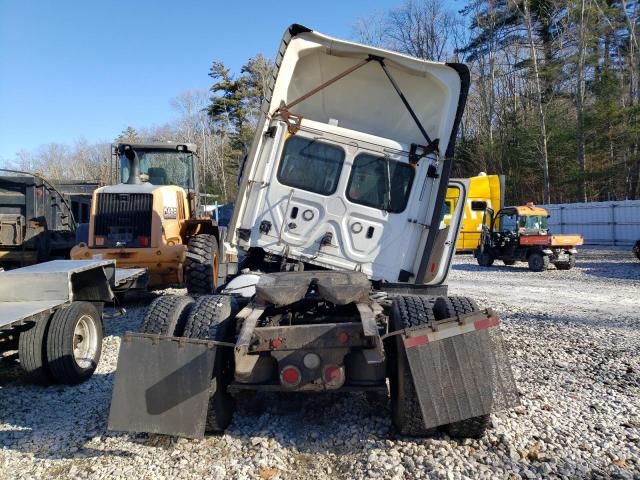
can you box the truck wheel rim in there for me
[73,315,99,369]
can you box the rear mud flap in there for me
[402,311,519,430]
[108,333,217,439]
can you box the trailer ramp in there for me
[400,309,519,429]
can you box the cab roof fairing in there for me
[263,25,469,155]
[113,143,198,155]
[511,206,549,216]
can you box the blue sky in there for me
[0,0,416,162]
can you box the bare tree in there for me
[352,11,388,48]
[512,0,552,204]
[354,0,463,62]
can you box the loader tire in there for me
[183,294,238,433]
[476,251,494,267]
[432,296,491,439]
[388,295,437,437]
[527,252,549,272]
[554,255,576,270]
[141,295,194,336]
[46,302,102,385]
[18,313,53,385]
[185,234,219,295]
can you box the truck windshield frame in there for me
[519,215,548,231]
[120,150,195,190]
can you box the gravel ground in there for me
[1,247,639,480]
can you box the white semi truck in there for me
[108,24,518,439]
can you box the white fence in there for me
[541,200,640,246]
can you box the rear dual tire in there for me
[19,302,103,385]
[388,295,437,437]
[141,295,194,336]
[183,295,238,433]
[389,295,490,439]
[139,294,237,433]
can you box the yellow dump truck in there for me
[444,173,504,252]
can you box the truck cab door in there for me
[479,207,494,252]
[421,179,468,284]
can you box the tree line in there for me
[5,54,273,204]
[6,0,639,205]
[356,0,639,204]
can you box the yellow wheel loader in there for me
[71,143,229,293]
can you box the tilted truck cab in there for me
[108,24,519,439]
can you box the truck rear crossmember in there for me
[109,277,518,439]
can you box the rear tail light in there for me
[322,365,345,388]
[95,236,105,246]
[280,366,301,388]
[138,236,150,247]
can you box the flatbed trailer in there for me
[0,260,146,385]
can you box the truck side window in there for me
[500,213,517,232]
[471,201,487,211]
[277,137,345,196]
[346,153,414,213]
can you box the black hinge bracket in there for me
[409,141,440,166]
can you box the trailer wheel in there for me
[432,296,491,439]
[477,251,494,267]
[527,252,549,272]
[18,313,53,384]
[388,295,437,437]
[185,234,219,295]
[554,255,576,270]
[141,295,194,336]
[183,294,238,433]
[46,302,102,385]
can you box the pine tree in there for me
[115,126,139,143]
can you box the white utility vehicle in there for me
[108,25,518,439]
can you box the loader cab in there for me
[479,203,552,253]
[491,205,549,238]
[117,143,197,193]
